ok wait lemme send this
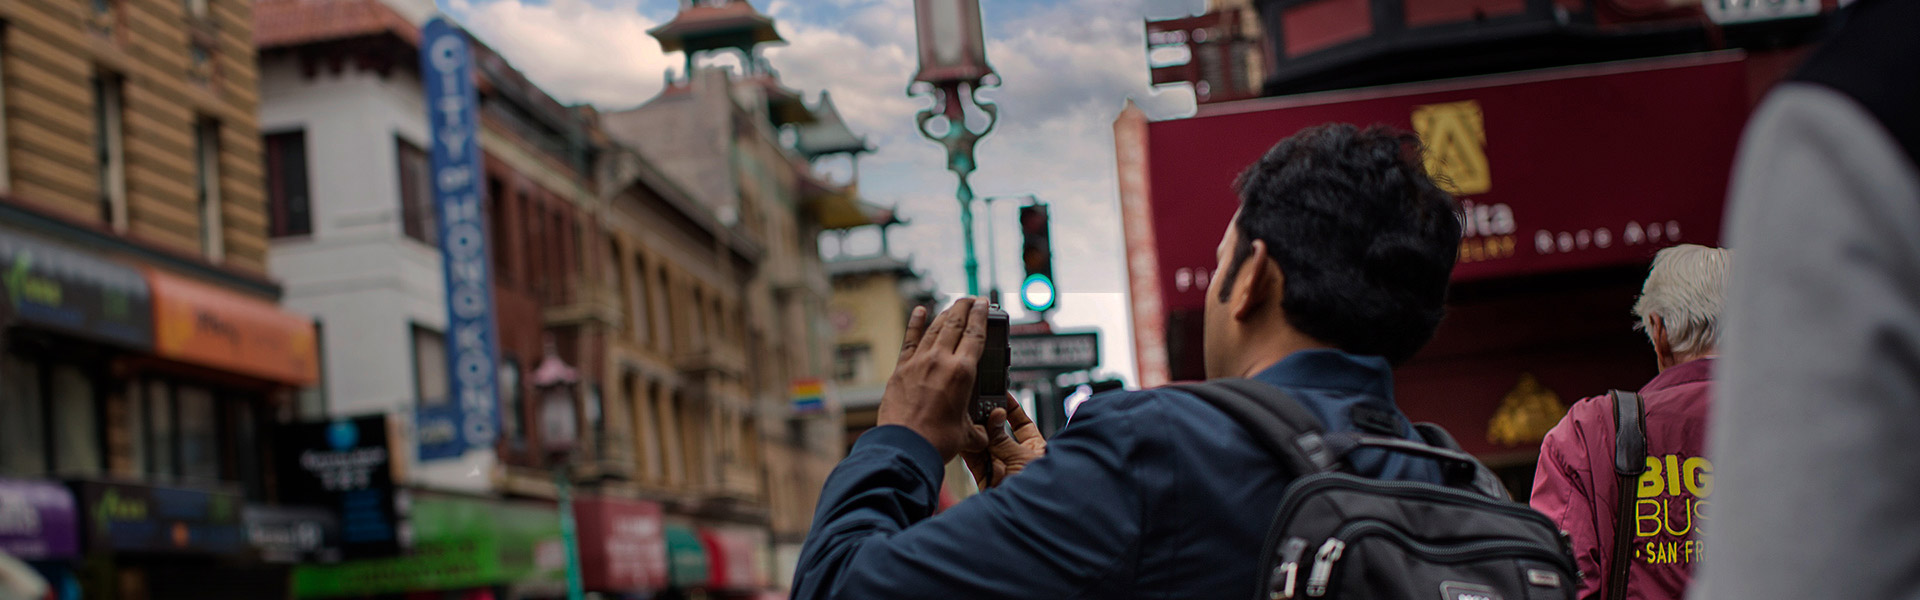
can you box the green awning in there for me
[664,523,709,588]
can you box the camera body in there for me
[971,305,1011,424]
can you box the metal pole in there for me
[557,463,585,600]
[959,177,980,296]
[983,195,999,305]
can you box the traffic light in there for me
[1019,203,1055,313]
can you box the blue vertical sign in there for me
[419,19,499,460]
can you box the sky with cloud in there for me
[439,0,1211,385]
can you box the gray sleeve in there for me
[1694,83,1920,600]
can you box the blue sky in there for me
[437,0,1210,385]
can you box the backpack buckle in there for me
[1294,433,1338,473]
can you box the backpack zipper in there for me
[1268,537,1309,600]
[1302,538,1347,597]
[1269,474,1560,535]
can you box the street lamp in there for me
[533,339,584,600]
[910,0,998,296]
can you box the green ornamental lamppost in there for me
[910,0,999,296]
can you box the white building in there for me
[257,0,485,491]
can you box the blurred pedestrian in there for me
[1530,244,1729,600]
[1692,1,1920,598]
[790,124,1465,599]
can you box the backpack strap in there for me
[1607,390,1648,600]
[1413,423,1514,501]
[1169,379,1342,478]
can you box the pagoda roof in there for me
[793,91,873,158]
[648,0,783,54]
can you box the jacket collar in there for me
[1250,349,1395,397]
[1641,357,1715,394]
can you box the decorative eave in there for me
[647,0,784,54]
[799,178,873,231]
[793,91,873,159]
[748,74,815,126]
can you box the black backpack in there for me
[1172,379,1578,600]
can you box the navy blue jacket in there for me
[791,349,1442,599]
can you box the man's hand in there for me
[876,298,992,462]
[965,398,1047,490]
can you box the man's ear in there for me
[1648,313,1676,367]
[1232,240,1274,321]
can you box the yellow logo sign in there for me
[1486,373,1567,447]
[1411,100,1491,195]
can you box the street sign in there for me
[1010,332,1098,372]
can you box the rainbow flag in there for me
[790,378,826,415]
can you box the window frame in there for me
[196,118,224,260]
[94,72,127,231]
[396,137,437,245]
[264,130,312,238]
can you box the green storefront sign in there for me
[664,523,709,588]
[293,496,564,598]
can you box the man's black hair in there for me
[1218,123,1461,365]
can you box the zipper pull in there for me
[1304,538,1347,597]
[1269,537,1309,600]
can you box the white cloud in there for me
[447,0,1208,386]
[452,0,675,108]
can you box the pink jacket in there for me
[1530,358,1714,600]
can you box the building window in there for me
[144,380,174,477]
[630,255,650,345]
[0,27,11,195]
[196,119,223,260]
[396,138,436,245]
[488,177,507,281]
[0,354,44,476]
[175,385,219,483]
[834,344,871,385]
[93,73,126,230]
[411,325,448,406]
[296,321,327,420]
[500,357,525,449]
[265,131,312,237]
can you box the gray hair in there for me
[1633,244,1732,357]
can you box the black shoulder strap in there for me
[1607,390,1647,600]
[1169,379,1340,478]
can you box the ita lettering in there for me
[1631,453,1711,565]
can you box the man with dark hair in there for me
[791,124,1461,599]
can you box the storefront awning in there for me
[146,268,319,386]
[0,478,79,560]
[0,229,153,350]
[665,523,709,589]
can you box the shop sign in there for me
[1142,53,1752,315]
[664,523,709,589]
[703,526,768,591]
[573,497,667,592]
[292,496,563,598]
[0,230,152,349]
[75,481,246,557]
[146,268,318,385]
[276,415,404,559]
[245,505,341,564]
[419,18,502,459]
[0,478,79,560]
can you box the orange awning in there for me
[146,269,319,386]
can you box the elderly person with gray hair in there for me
[1529,244,1730,600]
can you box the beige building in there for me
[826,224,934,451]
[4,0,264,262]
